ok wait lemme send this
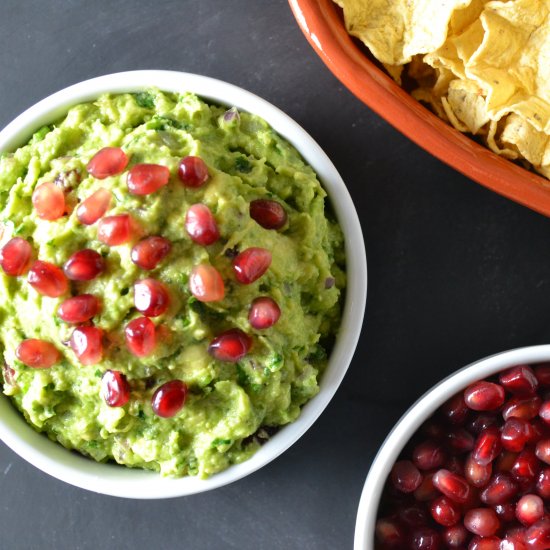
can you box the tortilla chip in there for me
[445,78,490,134]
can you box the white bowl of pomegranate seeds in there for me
[355,345,550,550]
[0,71,366,498]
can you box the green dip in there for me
[0,90,345,477]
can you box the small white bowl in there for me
[0,71,367,499]
[354,344,550,549]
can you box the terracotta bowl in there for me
[289,0,550,217]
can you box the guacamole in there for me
[0,90,345,477]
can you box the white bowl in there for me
[0,70,367,499]
[354,344,550,549]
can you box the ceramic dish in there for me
[0,70,367,499]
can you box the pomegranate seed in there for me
[501,531,528,550]
[185,204,220,246]
[464,508,501,537]
[535,439,550,465]
[413,441,446,471]
[466,452,493,487]
[414,472,440,501]
[511,449,540,481]
[2,363,16,387]
[57,294,100,323]
[515,494,544,526]
[189,265,225,302]
[390,460,423,493]
[495,451,519,473]
[177,156,209,188]
[481,473,519,505]
[208,329,252,363]
[539,402,550,425]
[469,413,500,435]
[534,364,550,388]
[431,496,462,526]
[76,188,111,225]
[464,382,506,411]
[15,339,59,368]
[127,163,170,195]
[86,147,128,179]
[499,366,539,397]
[151,380,187,418]
[448,428,475,453]
[130,236,171,270]
[442,394,470,425]
[422,420,447,440]
[134,278,170,317]
[249,199,287,230]
[494,503,517,522]
[468,535,501,550]
[0,237,32,276]
[525,518,550,550]
[63,249,105,281]
[502,396,542,421]
[398,505,429,528]
[101,370,130,407]
[443,524,469,548]
[125,317,156,357]
[248,296,281,330]
[446,455,466,475]
[97,214,134,246]
[502,419,533,453]
[69,326,103,365]
[410,527,443,550]
[433,469,471,504]
[375,517,408,549]
[473,427,502,466]
[32,182,65,220]
[536,468,550,499]
[233,247,271,284]
[27,260,68,297]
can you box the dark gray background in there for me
[2,1,550,549]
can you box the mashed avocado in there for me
[0,90,345,477]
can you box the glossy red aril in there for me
[540,401,550,425]
[32,182,65,220]
[534,364,550,387]
[57,294,100,323]
[398,505,429,528]
[432,469,471,503]
[86,147,129,179]
[125,317,156,357]
[413,441,446,471]
[502,396,542,421]
[536,468,550,499]
[525,518,550,550]
[97,214,134,246]
[185,204,220,246]
[248,296,281,330]
[430,496,461,527]
[468,536,501,550]
[441,393,470,425]
[177,156,209,188]
[208,329,251,363]
[127,163,170,195]
[375,518,408,549]
[464,381,505,411]
[515,494,544,526]
[233,247,271,284]
[134,279,170,317]
[501,418,533,452]
[466,452,493,487]
[101,370,130,407]
[16,339,59,368]
[414,472,439,501]
[472,427,502,466]
[443,524,468,548]
[481,473,518,505]
[0,237,32,276]
[535,439,550,465]
[76,188,111,225]
[151,380,187,418]
[464,508,500,537]
[249,199,287,230]
[468,413,500,435]
[28,260,68,297]
[448,428,475,453]
[495,450,519,473]
[63,249,105,281]
[189,265,225,302]
[130,236,171,270]
[410,527,443,550]
[499,366,539,397]
[494,503,516,522]
[511,449,540,482]
[391,460,423,493]
[69,326,103,365]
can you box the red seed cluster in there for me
[376,363,550,550]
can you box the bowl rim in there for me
[0,70,367,499]
[353,344,550,550]
[289,0,550,219]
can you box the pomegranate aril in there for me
[125,317,156,357]
[446,455,466,475]
[432,469,471,504]
[249,199,287,230]
[208,329,252,363]
[16,339,59,368]
[249,296,281,330]
[494,503,517,523]
[413,440,446,471]
[443,524,469,548]
[391,460,423,493]
[500,537,528,550]
[127,163,170,195]
[134,278,170,317]
[448,428,475,453]
[69,326,103,365]
[468,535,501,550]
[464,382,505,411]
[469,413,500,435]
[130,236,171,270]
[97,214,134,246]
[398,505,430,528]
[189,265,225,302]
[63,249,105,281]
[76,188,111,225]
[515,495,544,527]
[410,527,443,550]
[32,182,65,220]
[466,452,493,487]
[87,147,128,179]
[414,472,440,501]
[177,156,209,188]
[0,237,32,276]
[472,427,502,466]
[539,402,550,425]
[502,396,542,421]
[535,439,550,465]
[480,473,519,506]
[535,468,550,499]
[525,518,550,550]
[233,247,271,284]
[101,370,130,407]
[422,420,446,441]
[499,366,539,397]
[502,418,533,453]
[534,364,550,388]
[441,393,470,425]
[431,495,462,527]
[151,380,187,418]
[57,294,100,323]
[375,517,408,549]
[28,260,68,297]
[185,204,220,246]
[464,508,501,537]
[495,451,519,473]
[511,449,540,481]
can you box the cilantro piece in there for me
[134,92,155,109]
[235,155,252,173]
